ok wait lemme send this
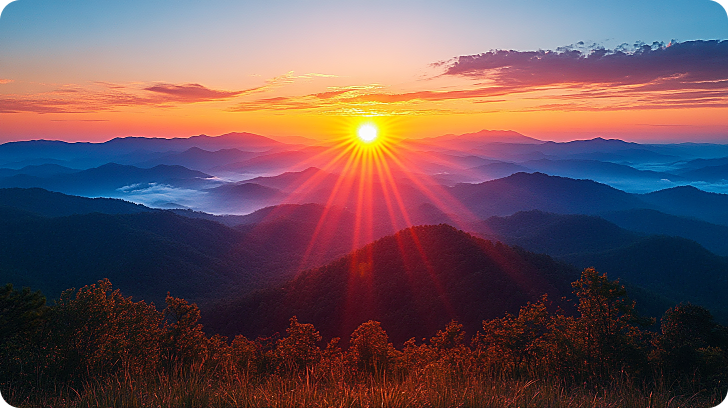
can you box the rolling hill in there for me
[0,163,216,196]
[0,187,154,217]
[135,147,260,171]
[0,190,360,307]
[639,185,728,226]
[601,208,728,256]
[450,172,645,218]
[564,236,728,321]
[473,210,642,257]
[203,224,578,345]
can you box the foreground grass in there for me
[5,372,725,408]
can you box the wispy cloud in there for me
[230,85,390,113]
[0,84,151,114]
[229,81,539,115]
[0,72,338,114]
[0,81,257,114]
[0,79,12,84]
[2,42,725,117]
[143,83,247,102]
[231,40,728,115]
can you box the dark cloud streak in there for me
[442,40,728,88]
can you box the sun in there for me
[357,123,378,143]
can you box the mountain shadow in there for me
[0,210,246,307]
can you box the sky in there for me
[0,0,727,143]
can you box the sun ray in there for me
[296,142,364,271]
[244,115,542,326]
[378,142,478,228]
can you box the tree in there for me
[0,284,47,344]
[42,279,163,382]
[653,304,728,383]
[275,316,322,372]
[231,335,259,376]
[476,295,552,376]
[430,320,466,352]
[429,320,471,376]
[162,293,207,371]
[348,320,397,374]
[0,284,48,383]
[571,268,653,381]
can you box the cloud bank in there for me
[230,40,728,114]
[1,41,725,116]
[436,40,728,111]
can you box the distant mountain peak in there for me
[184,146,208,153]
[497,171,631,192]
[500,171,569,182]
[434,129,543,144]
[95,162,128,169]
[646,184,723,196]
[298,166,323,174]
[544,137,638,147]
[658,185,702,192]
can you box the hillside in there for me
[450,172,645,217]
[474,210,642,257]
[564,235,728,320]
[0,210,245,307]
[0,187,154,217]
[0,191,359,307]
[468,210,728,320]
[602,208,728,256]
[0,163,215,196]
[204,224,578,344]
[639,186,728,226]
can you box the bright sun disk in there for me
[357,124,378,143]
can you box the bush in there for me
[274,316,322,372]
[347,320,398,375]
[39,279,163,384]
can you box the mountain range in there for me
[2,182,727,334]
[1,130,728,343]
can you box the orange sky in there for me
[0,1,727,143]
